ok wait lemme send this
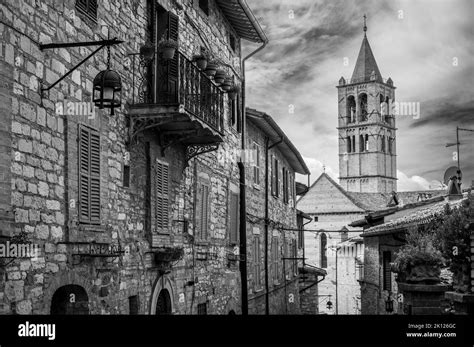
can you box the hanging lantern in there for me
[93,46,122,115]
[326,299,333,311]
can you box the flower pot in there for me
[161,47,176,60]
[214,69,226,84]
[196,58,208,70]
[204,64,217,77]
[140,45,155,60]
[221,77,233,91]
[395,263,442,284]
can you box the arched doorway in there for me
[51,285,89,315]
[156,289,172,315]
[228,310,236,315]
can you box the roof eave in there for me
[247,108,310,175]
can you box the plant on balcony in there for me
[157,33,178,60]
[228,84,240,100]
[221,76,233,91]
[391,226,445,284]
[432,201,472,293]
[204,59,219,77]
[139,41,155,60]
[193,50,210,70]
[214,68,226,84]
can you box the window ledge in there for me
[253,184,262,191]
[78,224,106,232]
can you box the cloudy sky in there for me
[244,0,474,191]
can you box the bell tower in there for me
[337,16,397,193]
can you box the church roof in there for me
[351,33,383,83]
[297,172,446,215]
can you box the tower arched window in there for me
[365,134,369,151]
[352,135,356,153]
[320,233,327,268]
[385,96,391,123]
[379,94,385,120]
[359,135,364,152]
[347,96,356,123]
[347,136,352,153]
[359,93,368,121]
[381,135,386,153]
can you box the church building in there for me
[297,19,444,314]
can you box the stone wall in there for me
[0,0,247,315]
[245,119,301,315]
[360,233,404,315]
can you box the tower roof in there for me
[351,32,383,83]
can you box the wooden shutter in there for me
[76,0,97,21]
[155,10,179,103]
[273,237,279,282]
[254,237,260,288]
[78,125,100,224]
[270,155,275,195]
[154,159,169,233]
[229,193,239,244]
[383,251,392,290]
[196,182,209,240]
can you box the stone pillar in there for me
[398,283,449,315]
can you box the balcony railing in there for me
[130,50,225,133]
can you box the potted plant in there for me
[204,59,218,77]
[433,201,472,292]
[228,84,240,100]
[193,50,210,70]
[139,41,155,60]
[392,228,445,284]
[221,75,233,91]
[214,68,226,84]
[157,33,178,60]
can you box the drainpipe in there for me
[239,13,268,316]
[264,137,270,315]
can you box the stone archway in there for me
[51,285,89,315]
[150,274,174,314]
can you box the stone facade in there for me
[0,0,261,315]
[360,234,402,315]
[245,117,302,315]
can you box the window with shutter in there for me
[253,143,260,186]
[283,168,289,204]
[229,193,239,244]
[253,236,261,288]
[320,233,327,268]
[155,10,179,103]
[272,157,279,197]
[383,251,392,291]
[78,125,101,224]
[154,159,169,234]
[196,182,210,240]
[76,0,97,22]
[272,237,279,283]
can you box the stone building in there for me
[355,192,468,315]
[0,0,266,314]
[245,108,310,314]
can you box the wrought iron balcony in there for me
[130,50,225,134]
